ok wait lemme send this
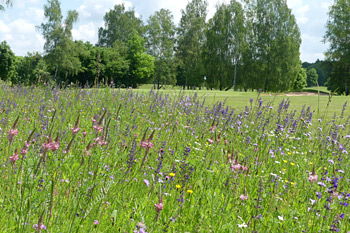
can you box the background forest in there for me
[0,0,349,95]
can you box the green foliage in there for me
[302,59,330,86]
[245,0,301,92]
[146,9,177,89]
[98,4,144,47]
[38,0,79,83]
[177,0,208,89]
[126,32,155,88]
[204,1,245,90]
[15,52,42,85]
[324,0,350,95]
[293,66,307,90]
[306,68,318,87]
[34,59,51,84]
[0,41,16,82]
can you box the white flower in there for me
[238,223,247,228]
[278,216,284,221]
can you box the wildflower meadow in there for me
[1,84,350,232]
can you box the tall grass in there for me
[0,84,349,232]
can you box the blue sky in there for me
[0,0,332,62]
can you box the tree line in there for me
[0,0,349,94]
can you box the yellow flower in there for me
[282,168,286,171]
[187,190,193,194]
[287,152,292,155]
[309,162,313,165]
[291,182,295,185]
[290,163,295,166]
[285,180,289,183]
[176,185,181,189]
[169,173,176,177]
[283,160,288,163]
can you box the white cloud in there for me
[297,16,308,24]
[0,20,11,33]
[77,0,133,22]
[296,4,309,15]
[24,7,44,24]
[287,0,303,9]
[9,19,36,34]
[321,2,332,10]
[72,22,98,42]
[13,0,41,9]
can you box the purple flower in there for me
[340,213,345,219]
[144,179,150,187]
[317,182,326,187]
[94,220,99,225]
[316,192,322,199]
[33,224,46,230]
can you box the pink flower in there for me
[9,150,19,164]
[309,166,318,183]
[20,148,28,156]
[209,125,216,131]
[207,138,214,144]
[7,128,18,142]
[154,199,163,212]
[71,126,80,135]
[8,128,18,136]
[82,130,87,136]
[42,142,51,151]
[50,141,59,151]
[94,137,107,146]
[24,141,31,149]
[231,162,242,171]
[239,194,248,201]
[93,125,103,133]
[140,140,154,149]
[94,220,99,225]
[308,174,318,183]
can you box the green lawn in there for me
[136,85,349,119]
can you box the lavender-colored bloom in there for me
[144,179,150,187]
[33,224,46,230]
[317,182,326,187]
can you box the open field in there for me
[0,84,349,232]
[136,85,349,119]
